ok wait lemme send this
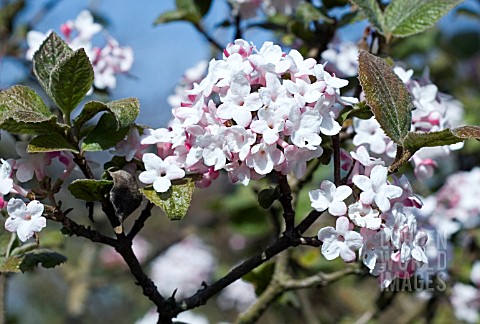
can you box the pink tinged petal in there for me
[359,191,376,205]
[381,184,403,199]
[16,222,34,242]
[412,246,427,263]
[334,185,352,201]
[363,251,377,270]
[29,216,47,232]
[5,217,22,233]
[339,245,357,262]
[320,115,342,136]
[365,217,382,230]
[317,226,336,241]
[344,231,363,249]
[352,175,372,192]
[143,153,163,171]
[7,198,27,219]
[16,163,34,182]
[321,240,341,260]
[328,201,347,216]
[320,180,336,199]
[374,194,392,212]
[165,165,185,179]
[153,177,171,193]
[400,243,411,263]
[370,165,387,191]
[139,170,158,184]
[232,109,253,128]
[326,76,348,89]
[335,216,350,235]
[0,178,13,195]
[309,190,330,212]
[263,129,279,145]
[26,200,44,217]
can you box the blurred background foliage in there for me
[0,0,479,323]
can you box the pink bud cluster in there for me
[26,10,133,90]
[138,39,354,190]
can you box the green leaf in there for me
[68,179,113,201]
[403,126,480,154]
[384,0,462,38]
[0,256,22,273]
[296,3,334,24]
[27,133,79,153]
[357,50,413,144]
[73,101,109,130]
[74,98,139,132]
[0,85,66,135]
[18,249,67,272]
[154,10,192,24]
[81,113,130,151]
[140,179,195,221]
[49,48,94,115]
[258,187,280,209]
[33,32,73,95]
[106,98,140,129]
[350,0,384,32]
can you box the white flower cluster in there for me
[310,158,429,287]
[26,10,133,90]
[138,39,355,192]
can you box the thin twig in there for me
[127,201,154,240]
[276,172,295,234]
[193,22,223,52]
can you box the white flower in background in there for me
[450,283,480,323]
[218,279,257,312]
[136,308,209,324]
[5,199,46,242]
[309,180,352,216]
[139,153,185,193]
[149,236,216,298]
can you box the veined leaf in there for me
[350,0,384,32]
[403,126,480,154]
[384,0,462,38]
[27,133,79,153]
[74,98,139,132]
[49,48,94,115]
[68,179,113,201]
[0,85,66,135]
[33,32,73,96]
[81,113,130,151]
[358,50,413,144]
[140,179,195,221]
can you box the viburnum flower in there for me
[13,142,52,182]
[348,201,381,229]
[0,159,14,196]
[318,216,363,262]
[5,199,46,242]
[352,165,403,212]
[139,153,185,193]
[309,180,352,216]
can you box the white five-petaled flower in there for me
[352,165,403,212]
[309,180,352,216]
[5,199,46,242]
[139,153,185,193]
[318,216,363,262]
